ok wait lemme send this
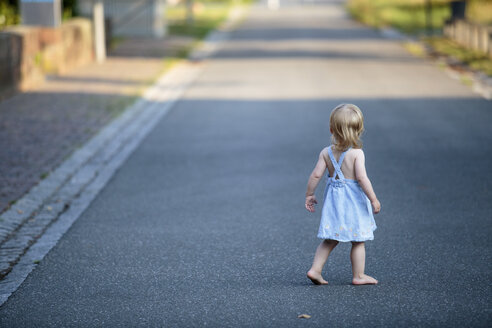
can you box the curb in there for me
[0,5,249,307]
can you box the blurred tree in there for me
[0,0,19,29]
[63,0,78,18]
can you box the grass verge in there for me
[425,37,492,76]
[346,0,452,35]
[166,0,252,40]
[347,0,492,77]
[347,0,492,35]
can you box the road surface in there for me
[1,1,491,326]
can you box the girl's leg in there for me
[350,242,378,285]
[307,239,338,285]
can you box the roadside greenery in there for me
[425,37,492,76]
[0,1,19,29]
[347,0,492,34]
[347,0,492,77]
[167,0,252,39]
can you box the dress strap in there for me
[328,146,351,179]
[338,147,351,166]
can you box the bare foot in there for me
[307,270,328,285]
[352,274,378,285]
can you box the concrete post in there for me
[489,31,492,59]
[443,23,454,40]
[456,20,463,45]
[93,1,106,63]
[451,22,457,40]
[154,0,167,38]
[478,26,488,53]
[460,20,467,47]
[20,0,61,27]
[467,22,474,49]
[471,24,479,51]
[461,21,468,47]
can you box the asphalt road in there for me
[1,1,491,326]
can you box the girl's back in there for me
[323,148,361,181]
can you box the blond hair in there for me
[330,103,364,151]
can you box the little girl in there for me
[305,103,381,286]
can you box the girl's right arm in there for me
[305,149,328,212]
[354,150,381,214]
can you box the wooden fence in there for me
[444,20,492,58]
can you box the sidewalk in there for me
[0,34,199,282]
[0,36,193,215]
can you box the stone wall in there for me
[0,18,94,100]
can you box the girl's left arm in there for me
[305,149,327,212]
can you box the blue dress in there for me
[317,146,377,242]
